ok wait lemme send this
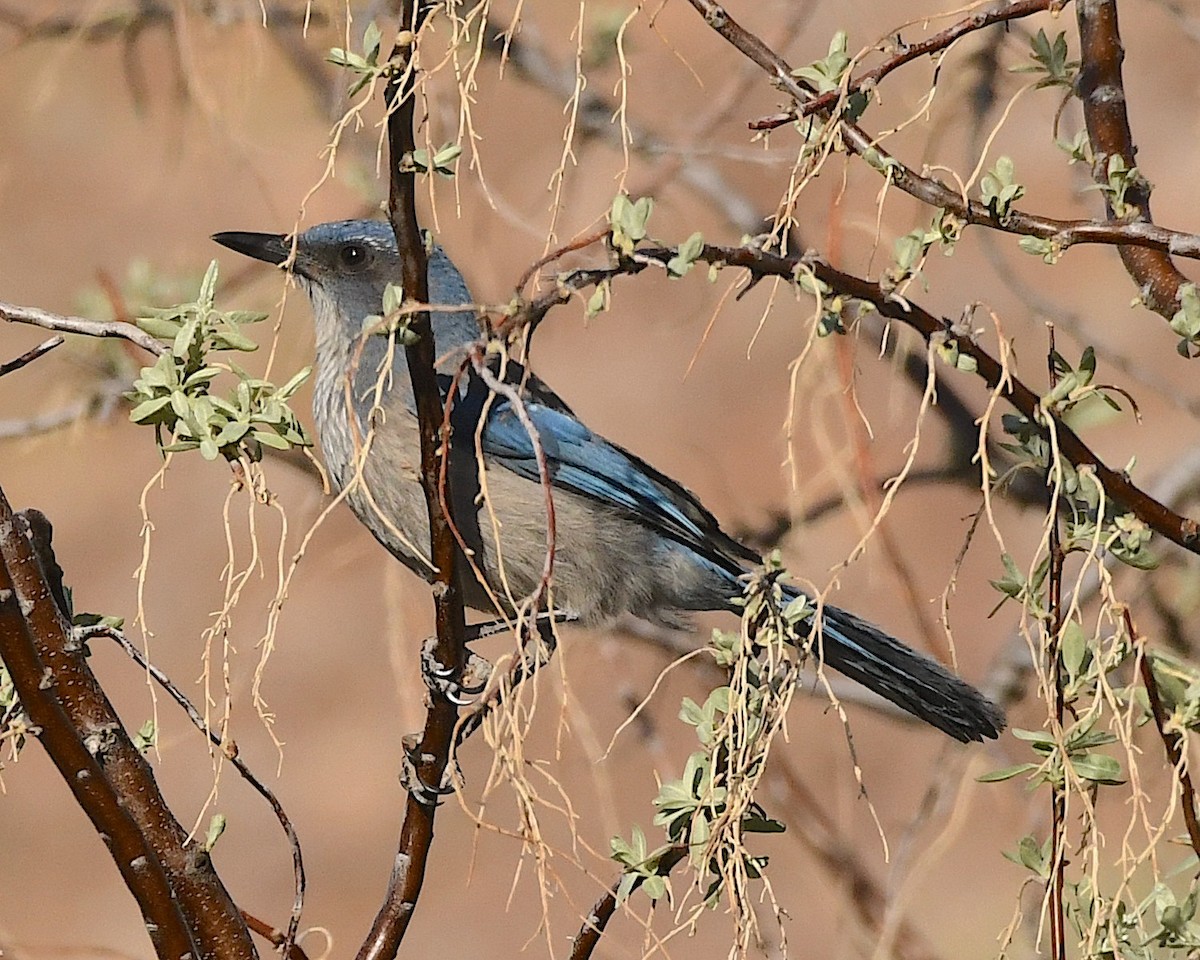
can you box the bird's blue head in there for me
[212,219,478,361]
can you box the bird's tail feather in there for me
[784,589,1004,743]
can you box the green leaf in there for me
[1071,752,1125,785]
[136,316,185,339]
[585,281,610,319]
[211,329,259,352]
[666,231,704,278]
[1018,235,1059,264]
[980,156,1026,217]
[1059,620,1088,680]
[214,421,250,447]
[129,396,175,424]
[1170,283,1200,341]
[362,20,382,62]
[197,260,219,308]
[382,282,405,317]
[223,310,269,325]
[642,875,667,902]
[133,719,157,753]
[252,430,292,450]
[276,366,312,400]
[977,762,1039,783]
[609,194,653,256]
[792,30,851,94]
[203,813,227,852]
[1003,834,1051,878]
[172,317,200,360]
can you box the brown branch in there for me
[1075,0,1189,321]
[688,3,1200,283]
[569,847,687,960]
[241,911,310,960]
[91,624,306,960]
[1,300,166,357]
[0,502,255,960]
[0,336,63,378]
[1133,611,1200,863]
[751,0,1067,130]
[501,240,1200,557]
[354,5,469,960]
[1046,328,1067,960]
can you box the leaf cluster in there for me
[126,261,311,462]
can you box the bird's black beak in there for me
[211,231,293,268]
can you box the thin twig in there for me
[88,624,306,960]
[240,912,311,960]
[750,0,1067,130]
[569,847,687,960]
[1131,610,1200,864]
[0,300,166,357]
[1046,325,1067,960]
[0,336,63,378]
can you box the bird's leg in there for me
[420,609,578,705]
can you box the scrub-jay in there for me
[213,220,1003,743]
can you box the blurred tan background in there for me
[1,1,1199,958]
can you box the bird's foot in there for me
[420,638,492,705]
[399,731,461,806]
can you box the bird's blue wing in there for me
[456,371,757,570]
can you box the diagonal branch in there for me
[751,0,1069,130]
[1,300,166,356]
[501,240,1200,557]
[686,3,1200,296]
[0,336,63,378]
[0,501,255,960]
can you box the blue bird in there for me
[212,220,1004,743]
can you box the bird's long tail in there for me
[783,589,1004,743]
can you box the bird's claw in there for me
[399,732,461,805]
[420,638,492,705]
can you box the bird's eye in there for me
[339,243,368,269]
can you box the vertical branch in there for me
[355,4,469,960]
[1045,327,1067,960]
[1076,0,1188,319]
[0,499,255,960]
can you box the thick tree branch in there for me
[1075,0,1189,320]
[0,501,255,960]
